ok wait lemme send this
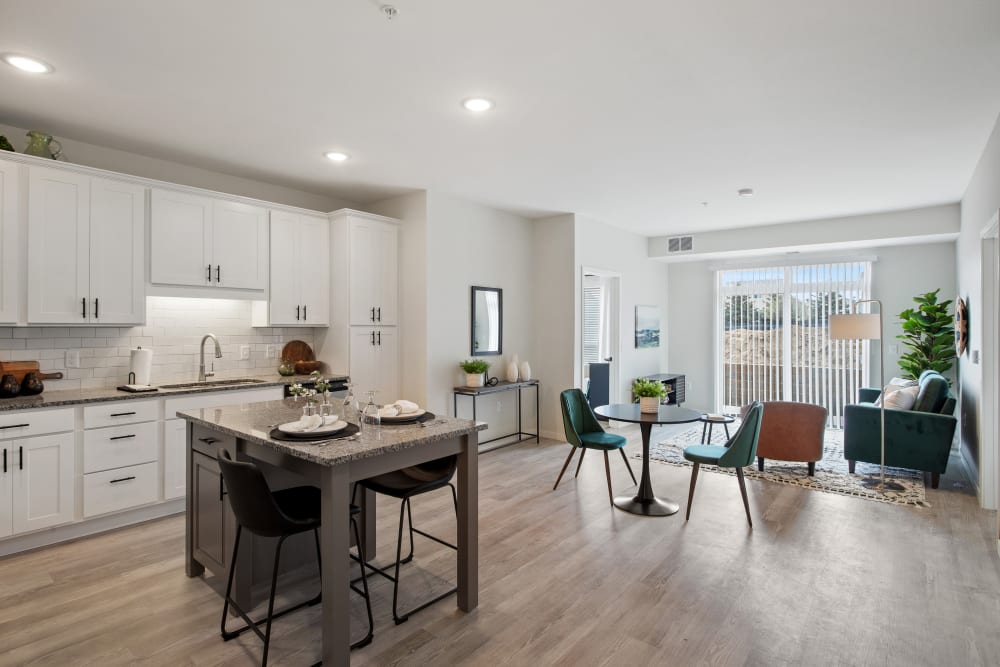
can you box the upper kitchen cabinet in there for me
[27,167,145,325]
[150,189,268,290]
[338,211,398,326]
[264,210,329,326]
[0,161,19,324]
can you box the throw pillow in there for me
[875,377,918,407]
[881,385,919,410]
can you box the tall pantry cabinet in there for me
[320,210,400,402]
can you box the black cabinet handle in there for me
[377,330,381,346]
[82,297,87,319]
[95,297,99,319]
[109,434,136,441]
[207,265,213,282]
[0,423,29,430]
[110,476,136,484]
[110,411,136,417]
[219,476,226,501]
[3,448,6,473]
[296,305,300,321]
[370,306,376,322]
[198,437,218,445]
[370,331,375,346]
[376,306,381,322]
[216,265,221,282]
[19,446,23,470]
[303,305,307,320]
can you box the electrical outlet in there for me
[65,350,80,368]
[240,345,251,360]
[266,345,275,359]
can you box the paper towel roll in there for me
[130,347,153,386]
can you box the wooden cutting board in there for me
[0,361,40,384]
[281,340,315,362]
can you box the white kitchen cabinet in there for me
[266,210,329,326]
[27,167,145,325]
[349,327,399,400]
[0,160,19,324]
[163,417,186,500]
[150,188,267,290]
[347,216,398,326]
[10,432,75,535]
[0,443,11,538]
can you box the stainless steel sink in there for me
[159,378,269,390]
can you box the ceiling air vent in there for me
[667,236,693,252]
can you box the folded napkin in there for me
[378,400,421,418]
[378,405,400,418]
[284,414,323,432]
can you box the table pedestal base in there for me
[614,495,679,516]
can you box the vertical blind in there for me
[583,282,603,365]
[717,261,871,427]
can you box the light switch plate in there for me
[972,350,980,364]
[240,345,251,360]
[65,350,80,368]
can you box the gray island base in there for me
[179,398,483,666]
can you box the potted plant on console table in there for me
[460,359,490,388]
[632,378,667,413]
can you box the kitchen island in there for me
[179,399,483,667]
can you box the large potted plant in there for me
[897,288,956,381]
[459,359,490,387]
[632,378,667,413]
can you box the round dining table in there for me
[595,403,705,516]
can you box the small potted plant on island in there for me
[459,359,490,388]
[632,378,667,413]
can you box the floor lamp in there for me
[830,299,903,492]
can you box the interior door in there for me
[0,161,18,325]
[27,166,90,323]
[11,432,75,534]
[268,210,300,325]
[299,214,330,326]
[89,177,145,324]
[212,199,267,290]
[150,189,212,286]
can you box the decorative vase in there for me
[466,372,485,388]
[277,359,296,376]
[518,361,531,382]
[505,359,519,382]
[0,374,19,398]
[23,131,62,160]
[20,372,44,396]
[639,396,660,414]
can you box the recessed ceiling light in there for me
[324,152,350,162]
[737,188,754,197]
[462,98,494,112]
[2,53,53,74]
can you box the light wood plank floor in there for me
[1,427,998,667]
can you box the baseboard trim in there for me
[0,500,185,558]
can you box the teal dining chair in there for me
[682,401,764,526]
[555,388,637,505]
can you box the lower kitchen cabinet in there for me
[163,418,187,500]
[83,461,159,518]
[190,444,237,575]
[2,433,76,536]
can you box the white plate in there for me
[278,419,348,437]
[379,408,427,423]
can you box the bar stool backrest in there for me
[217,450,305,537]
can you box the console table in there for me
[453,380,540,448]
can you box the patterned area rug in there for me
[646,424,929,507]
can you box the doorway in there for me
[581,268,621,408]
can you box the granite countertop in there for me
[0,371,349,412]
[178,399,486,466]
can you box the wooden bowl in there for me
[294,360,322,374]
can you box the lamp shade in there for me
[829,313,881,340]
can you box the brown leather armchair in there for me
[743,401,828,475]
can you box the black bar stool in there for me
[357,455,459,624]
[217,450,373,667]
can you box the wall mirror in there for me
[471,286,503,356]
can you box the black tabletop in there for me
[594,403,705,425]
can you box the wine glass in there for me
[361,390,381,433]
[342,382,357,423]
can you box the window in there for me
[717,261,871,427]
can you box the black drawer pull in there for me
[303,305,307,320]
[0,423,29,430]
[19,445,23,470]
[110,412,137,417]
[198,437,218,445]
[3,448,6,473]
[109,476,136,484]
[109,434,136,441]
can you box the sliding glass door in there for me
[717,261,871,427]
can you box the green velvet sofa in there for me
[843,370,957,488]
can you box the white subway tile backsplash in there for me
[0,297,318,390]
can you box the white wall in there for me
[956,111,1000,506]
[668,240,957,411]
[0,122,352,212]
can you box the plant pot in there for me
[639,396,661,413]
[466,373,485,387]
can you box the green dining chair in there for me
[555,388,637,505]
[682,401,764,526]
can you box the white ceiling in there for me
[1,0,998,235]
